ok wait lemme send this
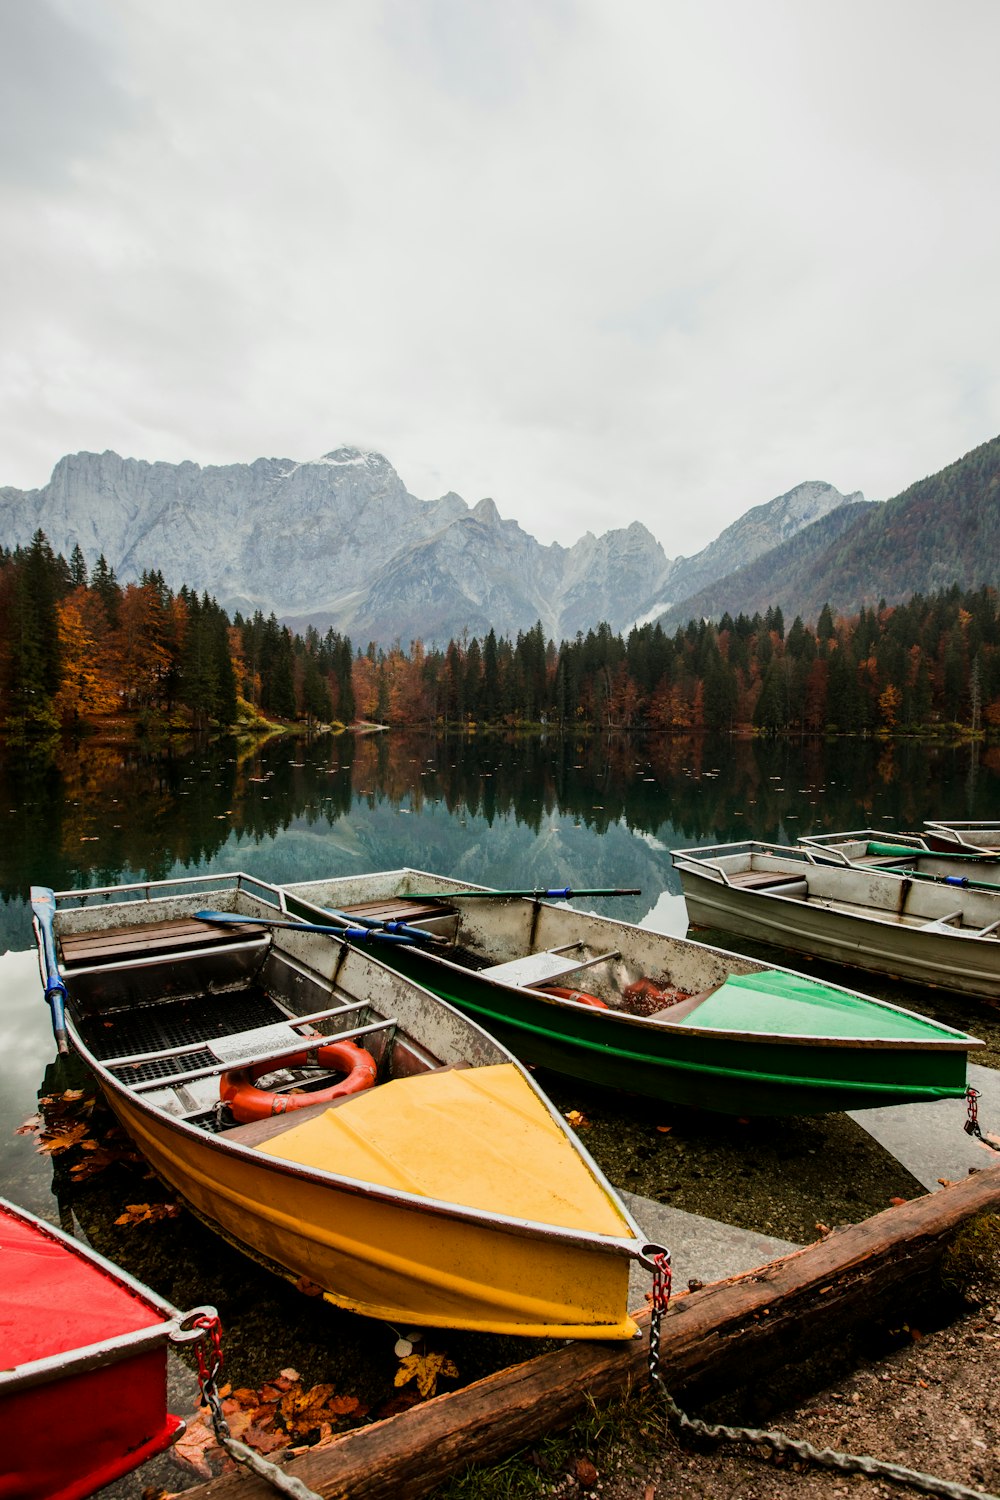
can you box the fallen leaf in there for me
[36,1123,91,1154]
[394,1351,459,1398]
[243,1424,290,1454]
[114,1202,181,1226]
[571,1456,598,1488]
[170,1418,218,1479]
[327,1394,360,1416]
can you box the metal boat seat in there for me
[481,947,619,989]
[916,910,964,933]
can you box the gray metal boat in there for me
[671,841,1000,1000]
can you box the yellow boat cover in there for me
[258,1063,629,1236]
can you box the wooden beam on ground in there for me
[187,1164,1000,1500]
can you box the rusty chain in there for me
[177,1309,323,1500]
[965,1086,1000,1153]
[643,1247,1000,1500]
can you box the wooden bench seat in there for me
[339,897,456,924]
[726,871,810,892]
[59,916,267,968]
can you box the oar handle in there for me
[29,886,69,1055]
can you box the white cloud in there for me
[2,0,999,554]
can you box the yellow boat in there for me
[30,877,645,1340]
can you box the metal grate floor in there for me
[82,985,288,1062]
[107,1049,217,1086]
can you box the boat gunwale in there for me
[78,1028,644,1255]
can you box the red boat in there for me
[0,1196,208,1500]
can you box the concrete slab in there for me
[848,1063,1000,1192]
[623,1189,799,1309]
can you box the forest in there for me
[2,529,999,738]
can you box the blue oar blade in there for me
[29,885,69,1055]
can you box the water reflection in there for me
[2,731,999,955]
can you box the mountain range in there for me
[0,433,995,643]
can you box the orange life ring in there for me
[539,985,609,1010]
[220,1039,378,1124]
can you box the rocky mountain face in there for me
[0,447,860,644]
[631,481,865,627]
[649,434,1000,631]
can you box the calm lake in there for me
[4,727,1000,1491]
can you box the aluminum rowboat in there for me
[280,868,980,1117]
[0,1194,205,1500]
[30,875,645,1341]
[672,841,1000,1001]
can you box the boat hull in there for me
[100,1072,635,1339]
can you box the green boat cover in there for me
[674,970,957,1041]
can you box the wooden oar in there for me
[194,910,416,944]
[29,886,69,1054]
[403,886,642,900]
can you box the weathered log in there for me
[188,1165,1000,1500]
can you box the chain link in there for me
[644,1245,1000,1500]
[965,1086,1000,1152]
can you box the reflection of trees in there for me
[1,729,999,920]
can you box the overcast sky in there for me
[2,0,999,555]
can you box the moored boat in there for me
[30,876,645,1341]
[278,868,980,1117]
[0,1194,205,1500]
[671,840,1000,1001]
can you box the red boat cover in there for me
[1,1207,167,1366]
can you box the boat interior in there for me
[55,907,464,1146]
[298,892,726,1024]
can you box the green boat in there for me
[279,869,981,1118]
